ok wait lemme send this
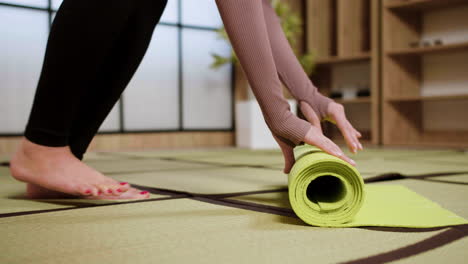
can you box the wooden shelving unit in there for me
[382,0,468,147]
[387,42,468,56]
[306,0,380,145]
[387,94,468,102]
[335,97,372,104]
[385,0,468,11]
[315,53,371,65]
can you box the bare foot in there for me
[10,138,132,199]
[26,183,151,200]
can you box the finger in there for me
[332,109,363,153]
[273,134,295,174]
[335,120,359,154]
[305,134,356,166]
[299,101,322,132]
[354,132,363,150]
[350,127,363,150]
[355,130,362,138]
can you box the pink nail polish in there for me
[120,182,128,185]
[85,190,91,194]
[107,189,112,193]
[98,191,103,194]
[117,189,123,193]
[140,191,149,195]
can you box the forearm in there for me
[215,0,310,145]
[261,0,333,120]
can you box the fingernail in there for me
[140,191,149,195]
[107,189,112,194]
[120,182,128,185]
[117,189,123,193]
[85,189,91,194]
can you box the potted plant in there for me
[211,0,316,149]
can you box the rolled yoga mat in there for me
[288,144,468,228]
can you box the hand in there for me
[325,102,363,154]
[274,101,362,174]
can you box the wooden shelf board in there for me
[383,141,468,148]
[385,0,468,11]
[386,42,468,56]
[386,94,468,102]
[333,139,374,147]
[316,53,371,65]
[334,97,372,104]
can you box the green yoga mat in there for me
[288,144,468,227]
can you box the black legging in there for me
[24,0,168,160]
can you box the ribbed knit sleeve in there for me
[261,0,333,120]
[215,0,313,146]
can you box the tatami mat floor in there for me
[0,147,467,264]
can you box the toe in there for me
[117,182,131,191]
[96,184,112,196]
[77,185,96,196]
[104,181,130,196]
[139,190,150,199]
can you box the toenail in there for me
[98,191,103,194]
[120,182,128,185]
[140,191,149,195]
[107,189,112,193]
[117,189,123,192]
[85,190,91,194]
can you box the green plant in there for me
[210,0,316,76]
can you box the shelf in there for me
[385,0,468,11]
[386,94,468,102]
[315,53,371,65]
[386,42,468,56]
[334,97,372,104]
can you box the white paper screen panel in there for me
[97,102,121,132]
[123,25,179,130]
[51,0,62,10]
[182,28,232,129]
[160,0,178,24]
[2,0,48,8]
[181,0,222,28]
[0,7,49,133]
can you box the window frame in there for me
[0,0,235,137]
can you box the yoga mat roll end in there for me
[288,144,365,227]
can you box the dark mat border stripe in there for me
[341,224,468,264]
[0,195,188,218]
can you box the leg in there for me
[69,0,168,160]
[261,0,332,120]
[61,0,168,200]
[11,0,140,198]
[24,0,134,146]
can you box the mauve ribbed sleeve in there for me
[261,0,333,120]
[215,0,332,146]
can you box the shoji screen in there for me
[0,0,233,136]
[181,0,232,129]
[123,25,180,131]
[0,5,48,134]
